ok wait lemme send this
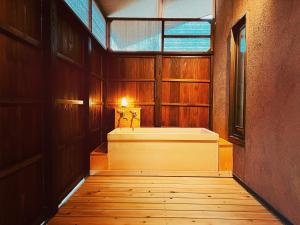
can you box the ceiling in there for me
[96,0,214,19]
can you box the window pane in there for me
[110,20,162,51]
[92,0,106,48]
[64,0,89,27]
[235,27,246,128]
[164,38,210,52]
[165,21,211,35]
[163,0,213,19]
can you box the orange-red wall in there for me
[213,0,300,224]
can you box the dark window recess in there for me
[229,16,246,146]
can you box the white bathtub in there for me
[107,128,219,173]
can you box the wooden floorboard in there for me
[48,175,282,225]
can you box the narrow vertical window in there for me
[64,0,89,28]
[229,16,246,145]
[92,0,106,49]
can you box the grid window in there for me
[110,20,162,52]
[164,38,210,52]
[164,21,211,36]
[64,0,89,27]
[92,0,106,48]
[163,21,211,52]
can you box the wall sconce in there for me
[121,97,128,107]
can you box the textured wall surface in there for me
[214,0,300,224]
[212,0,232,138]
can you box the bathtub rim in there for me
[108,127,219,141]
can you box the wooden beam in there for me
[164,35,211,38]
[0,154,42,179]
[162,79,210,83]
[0,24,40,48]
[54,99,84,105]
[154,55,162,127]
[42,0,58,217]
[107,79,155,82]
[161,103,209,107]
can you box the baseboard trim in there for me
[90,169,233,177]
[233,175,294,225]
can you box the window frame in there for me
[62,0,107,49]
[162,20,212,53]
[107,18,213,54]
[91,0,107,49]
[109,20,162,52]
[229,15,246,146]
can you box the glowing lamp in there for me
[121,97,128,107]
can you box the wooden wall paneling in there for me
[155,55,162,126]
[50,1,87,205]
[161,106,209,127]
[105,55,156,133]
[161,56,211,127]
[209,55,214,129]
[0,104,43,168]
[0,161,44,225]
[104,55,212,132]
[162,57,210,80]
[83,36,90,177]
[0,0,41,46]
[89,39,104,151]
[161,82,210,104]
[42,0,59,216]
[0,0,45,224]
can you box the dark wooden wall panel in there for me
[1,0,106,224]
[103,55,211,134]
[161,56,211,128]
[0,0,41,40]
[89,39,104,151]
[105,55,156,134]
[162,57,210,80]
[51,8,87,202]
[109,56,155,79]
[0,161,44,225]
[162,83,209,104]
[141,106,155,126]
[57,16,84,64]
[161,107,209,127]
[0,105,43,168]
[54,141,84,198]
[54,60,85,100]
[0,35,42,99]
[0,0,44,224]
[106,82,154,104]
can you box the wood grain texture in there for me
[89,39,104,151]
[0,0,41,41]
[104,55,212,134]
[162,83,209,104]
[161,57,211,127]
[161,106,209,127]
[162,57,210,80]
[105,55,156,134]
[48,175,282,225]
[0,1,44,224]
[50,5,88,204]
[0,0,106,224]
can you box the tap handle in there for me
[130,110,137,118]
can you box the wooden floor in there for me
[48,174,282,225]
